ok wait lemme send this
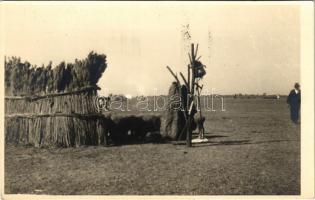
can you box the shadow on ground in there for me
[192,137,299,148]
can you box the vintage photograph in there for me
[1,1,313,197]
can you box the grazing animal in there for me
[194,116,205,138]
[140,115,161,138]
[189,115,205,133]
[109,115,161,144]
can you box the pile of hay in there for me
[161,82,187,140]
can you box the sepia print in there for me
[1,1,314,198]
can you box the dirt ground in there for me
[5,98,300,195]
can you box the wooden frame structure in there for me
[166,43,206,147]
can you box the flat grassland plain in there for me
[5,98,300,195]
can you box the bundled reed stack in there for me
[5,52,110,147]
[161,82,187,140]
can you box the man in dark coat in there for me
[287,83,301,124]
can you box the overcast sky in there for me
[3,2,300,96]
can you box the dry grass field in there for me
[5,98,300,195]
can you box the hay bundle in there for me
[161,82,186,140]
[5,52,107,95]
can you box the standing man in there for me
[287,83,301,124]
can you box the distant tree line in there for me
[5,51,107,96]
[231,93,282,99]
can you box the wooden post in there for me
[179,72,189,89]
[188,55,191,92]
[196,83,205,139]
[187,62,191,111]
[166,66,180,85]
[186,43,196,147]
